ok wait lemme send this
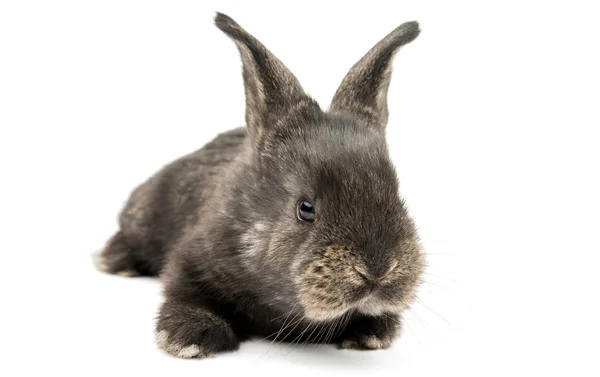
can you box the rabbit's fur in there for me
[94,12,425,358]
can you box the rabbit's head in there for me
[215,13,424,322]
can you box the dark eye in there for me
[297,201,315,222]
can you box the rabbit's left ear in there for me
[329,21,420,128]
[215,13,316,143]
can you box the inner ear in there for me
[214,12,318,143]
[329,21,420,127]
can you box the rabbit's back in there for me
[103,127,248,276]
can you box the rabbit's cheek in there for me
[239,222,268,258]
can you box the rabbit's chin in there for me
[301,296,407,323]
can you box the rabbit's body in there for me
[95,12,425,359]
[99,127,248,277]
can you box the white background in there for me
[1,1,599,376]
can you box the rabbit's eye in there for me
[297,201,315,222]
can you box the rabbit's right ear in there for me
[329,21,420,128]
[214,13,316,143]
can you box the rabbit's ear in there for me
[329,21,420,127]
[215,13,315,141]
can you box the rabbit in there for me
[93,12,425,359]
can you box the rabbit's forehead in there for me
[313,152,399,199]
[280,131,402,213]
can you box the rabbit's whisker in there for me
[300,318,322,348]
[402,313,425,349]
[275,315,306,347]
[406,306,447,344]
[286,321,313,351]
[271,310,302,344]
[415,297,451,326]
[252,304,299,363]
[423,272,465,285]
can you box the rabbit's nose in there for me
[353,265,373,282]
[353,261,397,285]
[353,266,380,291]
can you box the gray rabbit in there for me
[94,12,425,358]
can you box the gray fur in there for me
[330,21,420,127]
[95,12,424,358]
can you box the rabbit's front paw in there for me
[340,333,394,350]
[337,313,400,350]
[155,330,216,359]
[155,300,239,359]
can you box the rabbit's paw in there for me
[155,330,217,359]
[92,231,140,277]
[340,333,394,350]
[155,300,239,359]
[337,313,400,350]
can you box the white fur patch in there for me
[341,339,359,349]
[177,345,201,358]
[155,330,169,348]
[91,250,108,273]
[155,330,211,359]
[116,269,138,277]
[356,296,387,316]
[355,295,407,316]
[240,222,269,258]
[341,335,391,350]
[91,250,139,277]
[363,335,385,349]
[254,222,267,232]
[302,304,349,322]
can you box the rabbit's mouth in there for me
[297,271,409,323]
[299,288,408,323]
[296,241,425,322]
[354,295,411,316]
